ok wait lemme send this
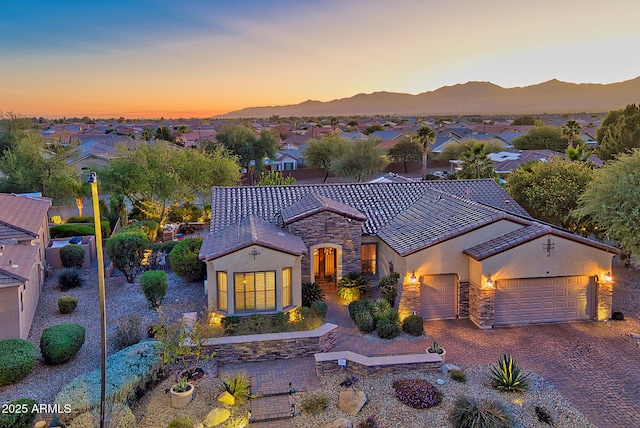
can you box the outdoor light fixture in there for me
[485,274,494,289]
[603,271,612,283]
[410,271,418,284]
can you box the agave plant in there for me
[337,272,370,302]
[490,354,530,392]
[302,282,325,307]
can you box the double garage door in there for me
[495,276,592,325]
[420,274,458,320]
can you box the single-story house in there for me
[0,193,51,340]
[199,180,618,329]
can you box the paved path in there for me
[425,319,640,428]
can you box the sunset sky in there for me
[2,0,639,118]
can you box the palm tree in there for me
[65,176,90,217]
[459,142,496,179]
[414,126,436,179]
[561,120,581,148]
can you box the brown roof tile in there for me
[281,193,367,224]
[0,193,51,237]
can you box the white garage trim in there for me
[420,274,458,320]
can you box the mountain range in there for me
[217,77,640,118]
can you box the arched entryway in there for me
[311,244,342,288]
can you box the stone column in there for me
[469,281,494,329]
[397,281,420,320]
[596,280,613,321]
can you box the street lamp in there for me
[89,172,107,428]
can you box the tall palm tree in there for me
[414,125,436,179]
[561,120,581,148]
[459,142,496,179]
[65,176,90,217]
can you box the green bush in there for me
[378,272,399,305]
[113,314,142,350]
[301,394,328,415]
[120,219,159,242]
[337,272,369,302]
[302,281,325,307]
[149,240,178,254]
[490,354,530,392]
[40,323,86,365]
[0,398,38,428]
[271,311,289,332]
[68,403,136,428]
[355,310,376,333]
[66,215,94,224]
[401,314,424,336]
[238,313,271,334]
[220,373,251,403]
[376,318,400,339]
[167,416,195,428]
[348,299,371,321]
[105,232,150,283]
[449,396,513,428]
[169,238,206,281]
[381,307,400,325]
[58,296,79,314]
[60,243,86,269]
[139,270,168,309]
[0,340,36,386]
[59,268,84,290]
[311,300,328,319]
[55,341,165,423]
[449,369,467,383]
[50,221,110,238]
[371,298,391,319]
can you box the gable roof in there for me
[0,242,38,286]
[0,194,51,237]
[281,193,367,224]
[199,214,306,261]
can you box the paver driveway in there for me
[425,319,640,428]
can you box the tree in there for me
[573,149,640,255]
[154,126,174,142]
[438,139,504,161]
[507,158,593,233]
[414,126,436,179]
[64,177,90,217]
[511,115,538,126]
[457,142,496,179]
[561,120,581,148]
[511,126,581,152]
[565,142,592,162]
[258,171,297,186]
[215,125,279,185]
[330,136,387,182]
[595,104,640,161]
[302,134,346,182]
[140,127,154,141]
[104,232,150,283]
[386,136,422,173]
[363,124,383,135]
[0,114,32,154]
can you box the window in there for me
[284,162,294,170]
[361,243,377,276]
[217,271,228,311]
[282,267,292,307]
[235,271,276,312]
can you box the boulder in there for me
[217,391,235,406]
[441,363,461,373]
[338,389,367,416]
[323,417,353,428]
[204,408,231,426]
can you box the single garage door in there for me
[420,274,458,320]
[495,276,592,325]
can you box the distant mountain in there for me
[217,77,640,118]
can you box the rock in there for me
[338,389,367,416]
[204,408,231,426]
[34,422,47,428]
[441,363,461,373]
[629,332,640,339]
[323,417,353,428]
[217,391,235,406]
[436,378,445,385]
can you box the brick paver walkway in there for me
[425,319,640,428]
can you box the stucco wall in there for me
[205,245,302,315]
[20,263,41,339]
[0,286,19,340]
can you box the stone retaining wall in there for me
[315,351,443,377]
[203,323,338,363]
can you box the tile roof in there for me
[0,242,38,285]
[464,223,619,261]
[0,194,51,237]
[281,193,367,224]
[199,215,306,261]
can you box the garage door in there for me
[495,276,592,325]
[420,274,457,320]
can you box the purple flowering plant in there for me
[392,378,443,409]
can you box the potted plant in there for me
[169,376,194,408]
[427,341,446,362]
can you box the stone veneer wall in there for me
[596,281,613,321]
[286,211,363,283]
[202,323,338,363]
[458,281,470,318]
[397,281,420,320]
[469,281,494,329]
[315,351,442,377]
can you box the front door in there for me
[314,247,336,286]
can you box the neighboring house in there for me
[0,194,51,340]
[489,149,602,174]
[199,180,617,329]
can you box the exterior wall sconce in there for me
[484,274,494,289]
[603,271,612,283]
[410,271,418,285]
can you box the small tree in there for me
[104,232,150,283]
[387,136,422,173]
[331,137,387,182]
[60,244,85,269]
[139,270,168,309]
[170,238,206,282]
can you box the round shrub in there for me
[392,378,443,409]
[0,398,38,428]
[69,403,136,428]
[355,311,375,333]
[376,318,400,340]
[0,339,36,386]
[311,300,328,318]
[58,296,79,314]
[60,244,86,269]
[139,270,168,309]
[40,323,86,365]
[402,314,424,336]
[348,299,371,321]
[170,238,206,281]
[59,268,83,290]
[168,416,195,428]
[302,281,325,307]
[378,272,399,305]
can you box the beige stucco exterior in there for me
[205,244,303,315]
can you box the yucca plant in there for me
[490,354,530,392]
[220,373,251,403]
[302,282,325,307]
[337,272,369,302]
[370,298,391,319]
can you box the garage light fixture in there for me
[603,271,612,283]
[484,274,494,289]
[410,271,418,284]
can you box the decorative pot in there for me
[170,383,194,408]
[427,348,446,363]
